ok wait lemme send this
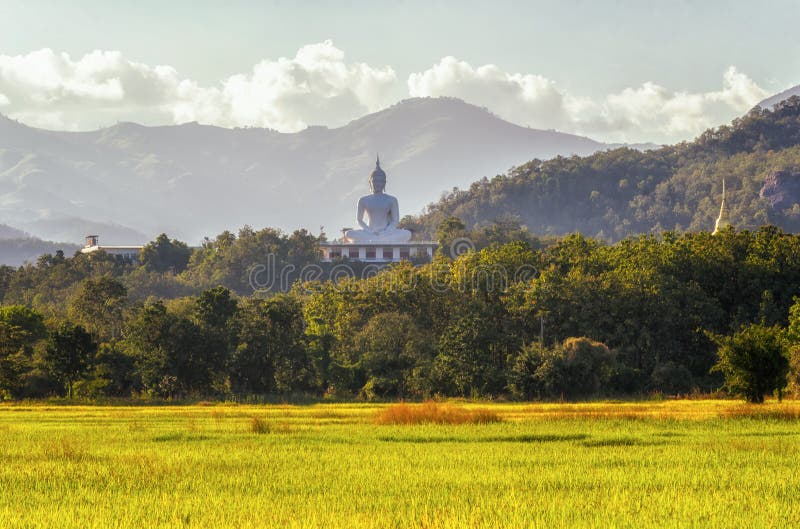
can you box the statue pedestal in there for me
[320,241,438,262]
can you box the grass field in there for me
[1,400,799,528]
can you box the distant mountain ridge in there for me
[0,97,612,244]
[0,223,79,266]
[757,84,800,109]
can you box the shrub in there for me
[709,324,789,403]
[509,337,618,400]
[375,402,501,425]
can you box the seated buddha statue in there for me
[344,157,412,243]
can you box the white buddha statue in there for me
[344,157,412,243]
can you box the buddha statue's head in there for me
[369,156,386,194]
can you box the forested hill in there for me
[409,97,800,240]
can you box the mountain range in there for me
[411,93,800,241]
[0,97,620,246]
[2,84,799,264]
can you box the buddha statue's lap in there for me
[344,226,411,243]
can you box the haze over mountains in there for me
[0,97,615,245]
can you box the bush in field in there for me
[507,343,546,400]
[509,337,618,400]
[650,362,694,395]
[710,324,789,403]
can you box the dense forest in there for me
[1,225,799,401]
[406,97,800,240]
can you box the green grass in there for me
[1,400,799,528]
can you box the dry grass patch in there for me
[250,416,271,434]
[375,402,502,425]
[42,438,90,462]
[719,405,800,420]
[249,416,293,434]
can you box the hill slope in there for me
[757,84,800,109]
[410,97,800,240]
[0,97,607,243]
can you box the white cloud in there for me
[0,41,396,131]
[408,56,571,131]
[596,66,768,141]
[0,45,770,143]
[408,58,768,143]
[174,41,397,131]
[0,48,183,129]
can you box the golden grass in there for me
[2,400,800,528]
[719,405,800,420]
[41,437,90,462]
[375,401,502,425]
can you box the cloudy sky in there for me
[0,0,798,143]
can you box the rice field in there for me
[1,400,799,528]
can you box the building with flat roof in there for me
[80,235,143,260]
[319,240,437,263]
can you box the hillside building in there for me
[80,235,143,260]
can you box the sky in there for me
[0,0,798,143]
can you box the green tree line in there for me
[2,226,800,401]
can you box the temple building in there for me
[320,157,437,262]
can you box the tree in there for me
[84,343,137,397]
[230,299,275,394]
[436,216,467,258]
[229,295,309,394]
[125,300,224,397]
[45,322,97,398]
[195,286,238,329]
[140,233,192,273]
[194,286,238,389]
[0,306,46,398]
[68,276,127,340]
[509,337,618,400]
[355,312,433,399]
[710,324,789,403]
[784,297,800,396]
[434,312,500,397]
